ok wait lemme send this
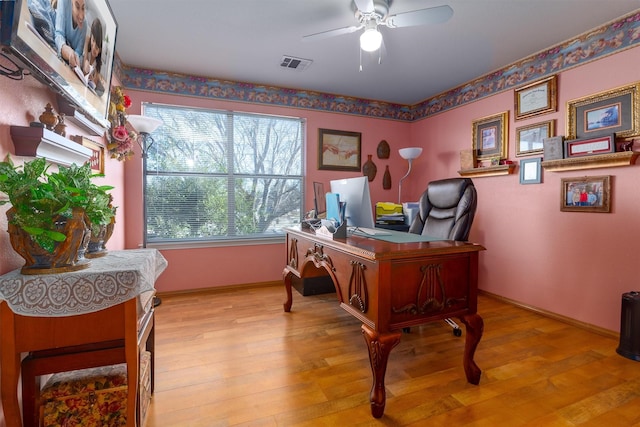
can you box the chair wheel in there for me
[453,328,462,337]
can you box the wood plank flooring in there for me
[146,286,640,426]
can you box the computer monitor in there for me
[330,176,375,229]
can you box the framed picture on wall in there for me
[564,134,615,158]
[70,135,105,174]
[566,82,640,140]
[516,120,555,157]
[519,157,542,184]
[514,75,557,120]
[560,175,611,213]
[472,111,509,160]
[317,128,361,171]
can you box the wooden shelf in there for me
[541,151,639,172]
[458,164,515,178]
[57,95,106,136]
[10,126,92,166]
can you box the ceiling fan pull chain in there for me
[359,48,363,72]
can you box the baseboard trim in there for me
[479,290,618,339]
[156,281,281,298]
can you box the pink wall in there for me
[410,46,640,332]
[121,90,413,294]
[0,76,127,277]
[123,47,640,332]
[1,43,637,338]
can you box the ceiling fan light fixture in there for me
[360,21,382,52]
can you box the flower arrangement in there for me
[107,86,138,161]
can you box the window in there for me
[142,104,304,245]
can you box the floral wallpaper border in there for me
[118,11,640,123]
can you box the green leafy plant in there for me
[0,156,115,252]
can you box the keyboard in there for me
[352,227,392,236]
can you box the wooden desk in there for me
[282,227,485,418]
[0,249,167,426]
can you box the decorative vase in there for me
[7,207,92,274]
[86,216,115,258]
[39,103,58,130]
[377,140,390,159]
[362,154,377,182]
[383,165,391,189]
[54,114,67,137]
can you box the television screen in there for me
[1,0,117,128]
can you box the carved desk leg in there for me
[283,269,293,312]
[459,313,484,385]
[361,324,401,418]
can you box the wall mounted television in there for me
[1,0,117,128]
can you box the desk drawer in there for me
[389,253,473,326]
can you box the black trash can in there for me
[617,291,640,361]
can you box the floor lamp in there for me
[398,147,423,204]
[127,115,163,306]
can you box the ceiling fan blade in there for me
[353,0,375,13]
[385,5,453,28]
[303,24,363,42]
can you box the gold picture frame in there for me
[516,120,555,157]
[514,75,557,120]
[566,82,640,140]
[318,128,361,171]
[560,175,611,213]
[71,135,105,174]
[472,111,509,160]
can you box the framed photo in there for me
[70,135,105,173]
[516,120,555,157]
[519,158,542,185]
[318,128,361,171]
[313,182,326,217]
[514,75,557,120]
[566,82,640,139]
[564,134,615,158]
[561,175,611,213]
[472,111,508,160]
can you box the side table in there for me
[0,249,167,427]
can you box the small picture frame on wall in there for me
[70,135,105,174]
[516,120,555,157]
[318,128,361,171]
[514,75,557,120]
[519,157,542,185]
[560,175,611,213]
[566,82,640,140]
[472,111,508,160]
[564,134,615,158]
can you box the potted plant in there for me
[0,156,115,273]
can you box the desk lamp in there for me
[127,115,163,306]
[398,147,423,204]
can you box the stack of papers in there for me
[376,213,405,224]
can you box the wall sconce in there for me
[398,147,423,204]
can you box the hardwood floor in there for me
[146,286,640,426]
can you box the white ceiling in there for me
[108,0,640,106]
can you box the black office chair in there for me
[408,177,478,335]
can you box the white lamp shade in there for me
[360,28,382,52]
[399,147,423,160]
[127,115,163,134]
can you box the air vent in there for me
[280,55,312,71]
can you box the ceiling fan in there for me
[303,0,453,53]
